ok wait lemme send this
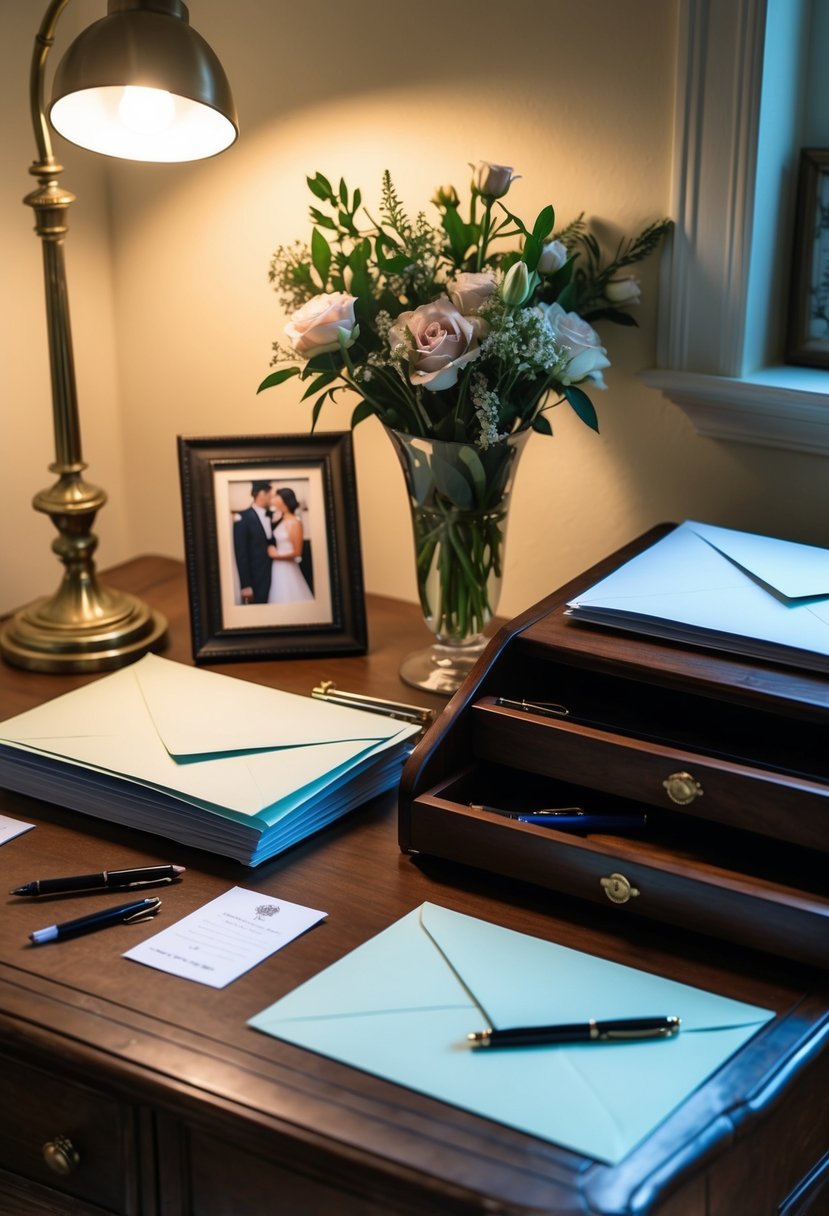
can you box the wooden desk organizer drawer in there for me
[399,527,829,970]
[470,698,828,853]
[404,768,829,969]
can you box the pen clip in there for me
[123,899,162,924]
[121,877,173,890]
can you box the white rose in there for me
[605,276,642,305]
[472,161,520,199]
[447,271,498,314]
[538,238,568,275]
[284,291,358,357]
[538,301,611,388]
[389,297,481,391]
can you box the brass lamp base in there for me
[0,585,167,674]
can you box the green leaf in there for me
[309,208,337,231]
[257,367,300,393]
[532,205,555,241]
[307,173,333,203]
[310,390,332,431]
[442,206,474,262]
[351,399,376,427]
[338,177,348,206]
[300,368,341,400]
[531,412,553,436]
[522,234,541,272]
[311,227,331,287]
[563,385,600,432]
[555,281,578,311]
[432,452,473,509]
[458,446,487,507]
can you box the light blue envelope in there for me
[248,903,773,1164]
[566,520,829,671]
[0,654,418,864]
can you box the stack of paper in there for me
[0,655,420,866]
[566,520,829,672]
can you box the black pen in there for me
[11,864,185,897]
[29,897,162,945]
[468,1016,681,1049]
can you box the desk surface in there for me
[0,557,827,1216]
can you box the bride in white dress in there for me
[267,488,313,604]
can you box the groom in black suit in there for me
[233,481,273,603]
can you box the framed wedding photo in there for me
[787,148,829,368]
[177,433,367,663]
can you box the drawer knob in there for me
[663,771,704,805]
[42,1135,80,1176]
[600,872,640,905]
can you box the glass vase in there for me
[385,427,528,695]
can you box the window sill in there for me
[640,366,829,455]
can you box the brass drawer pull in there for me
[600,872,640,905]
[663,771,704,805]
[42,1135,80,1176]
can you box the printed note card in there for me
[0,814,35,846]
[124,886,326,988]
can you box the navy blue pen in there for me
[515,812,647,831]
[29,897,162,945]
[470,805,647,832]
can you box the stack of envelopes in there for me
[0,655,420,865]
[566,520,829,672]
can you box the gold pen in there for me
[311,681,435,728]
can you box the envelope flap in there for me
[688,521,829,600]
[260,907,474,1025]
[133,654,405,757]
[420,903,771,1031]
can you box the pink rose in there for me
[447,271,498,314]
[284,291,358,357]
[537,302,611,387]
[389,297,481,391]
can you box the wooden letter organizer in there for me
[399,526,829,969]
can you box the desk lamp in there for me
[0,0,237,672]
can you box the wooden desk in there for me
[0,557,827,1216]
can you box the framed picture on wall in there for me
[177,432,367,663]
[787,147,829,368]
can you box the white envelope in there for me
[566,520,829,671]
[249,903,774,1164]
[0,655,419,863]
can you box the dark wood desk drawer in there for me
[470,700,829,852]
[0,1053,138,1214]
[405,775,829,969]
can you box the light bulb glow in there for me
[116,86,176,136]
[50,87,237,162]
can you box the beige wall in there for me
[3,0,828,628]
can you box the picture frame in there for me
[787,147,829,368]
[177,432,367,663]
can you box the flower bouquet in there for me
[259,162,670,690]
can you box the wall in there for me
[2,0,829,634]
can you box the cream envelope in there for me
[566,520,829,671]
[0,655,418,863]
[248,903,774,1165]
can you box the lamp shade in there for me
[48,0,238,162]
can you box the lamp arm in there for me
[30,0,72,171]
